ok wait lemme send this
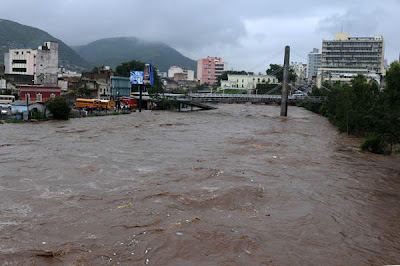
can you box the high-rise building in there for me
[197,56,227,85]
[307,48,321,80]
[317,33,385,86]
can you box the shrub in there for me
[360,135,389,154]
[46,97,71,120]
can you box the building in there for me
[4,41,59,86]
[291,62,307,86]
[197,57,227,85]
[307,48,321,81]
[11,100,46,120]
[19,85,61,102]
[220,74,278,90]
[81,68,113,99]
[110,76,131,98]
[317,33,385,86]
[168,66,194,81]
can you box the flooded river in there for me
[0,104,399,265]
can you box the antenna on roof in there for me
[341,21,344,32]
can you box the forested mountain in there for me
[73,37,197,73]
[0,19,90,70]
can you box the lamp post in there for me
[117,91,119,112]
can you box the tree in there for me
[266,64,297,83]
[379,62,400,151]
[46,97,71,120]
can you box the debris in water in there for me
[231,229,235,232]
[117,203,134,209]
[176,232,183,235]
[145,258,149,264]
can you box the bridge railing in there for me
[185,93,326,102]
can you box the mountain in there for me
[0,19,90,70]
[73,37,197,73]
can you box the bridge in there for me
[165,93,326,110]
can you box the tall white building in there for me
[317,33,385,86]
[4,41,59,85]
[307,48,321,80]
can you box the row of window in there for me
[14,51,31,55]
[324,42,382,46]
[324,52,381,56]
[25,93,56,102]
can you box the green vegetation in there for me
[0,19,90,70]
[255,83,282,95]
[5,119,26,124]
[266,64,297,83]
[298,62,400,154]
[73,37,196,73]
[30,111,47,120]
[46,97,71,120]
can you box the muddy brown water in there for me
[0,104,399,265]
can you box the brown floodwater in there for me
[0,104,399,265]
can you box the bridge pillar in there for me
[280,46,290,116]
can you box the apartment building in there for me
[317,33,385,86]
[197,56,227,85]
[307,48,321,80]
[4,41,59,86]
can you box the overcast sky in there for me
[1,0,399,73]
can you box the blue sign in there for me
[130,71,144,84]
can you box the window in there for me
[36,93,42,102]
[12,59,27,64]
[12,68,27,72]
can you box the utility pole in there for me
[280,46,290,116]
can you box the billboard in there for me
[130,71,144,85]
[143,63,154,86]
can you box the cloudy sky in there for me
[1,0,399,73]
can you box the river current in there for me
[0,104,399,265]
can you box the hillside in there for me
[0,19,90,70]
[73,37,197,73]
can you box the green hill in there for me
[73,37,197,73]
[0,19,90,70]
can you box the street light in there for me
[117,91,119,111]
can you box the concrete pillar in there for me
[280,46,290,116]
